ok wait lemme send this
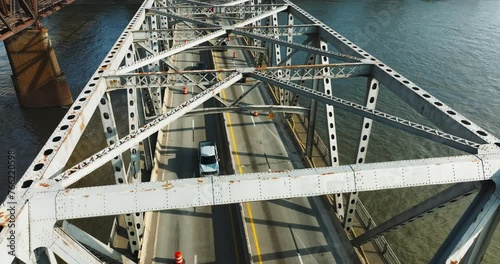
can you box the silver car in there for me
[198,141,220,176]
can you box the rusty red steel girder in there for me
[0,0,74,40]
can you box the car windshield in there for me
[201,155,216,164]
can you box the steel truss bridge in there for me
[1,0,499,263]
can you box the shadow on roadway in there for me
[161,209,212,218]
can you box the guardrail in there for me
[354,198,401,264]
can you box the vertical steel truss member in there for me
[137,16,156,118]
[270,12,284,105]
[149,2,162,116]
[319,39,344,221]
[137,86,154,172]
[292,52,313,107]
[253,0,263,49]
[160,0,171,49]
[305,52,320,160]
[283,10,293,105]
[431,182,500,264]
[115,45,144,256]
[344,77,380,230]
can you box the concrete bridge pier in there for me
[4,28,73,108]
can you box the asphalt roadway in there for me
[214,40,339,263]
[140,23,345,264]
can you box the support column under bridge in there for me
[4,28,73,108]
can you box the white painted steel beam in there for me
[232,28,363,63]
[28,154,499,222]
[233,4,288,28]
[115,29,227,74]
[249,71,482,154]
[49,228,101,264]
[61,221,136,264]
[430,182,499,264]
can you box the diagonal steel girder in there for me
[248,71,482,154]
[115,29,227,74]
[231,28,364,63]
[52,72,242,188]
[351,181,479,247]
[233,4,288,28]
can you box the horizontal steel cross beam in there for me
[28,154,498,220]
[106,63,370,89]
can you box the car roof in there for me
[200,145,216,156]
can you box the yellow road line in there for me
[228,205,241,263]
[214,52,263,264]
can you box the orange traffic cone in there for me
[174,251,184,264]
[183,86,188,94]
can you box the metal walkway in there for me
[1,0,499,263]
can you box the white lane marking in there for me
[250,116,256,126]
[240,84,244,92]
[192,118,195,142]
[194,254,198,264]
[265,125,286,151]
[191,86,194,95]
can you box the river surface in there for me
[0,0,499,263]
